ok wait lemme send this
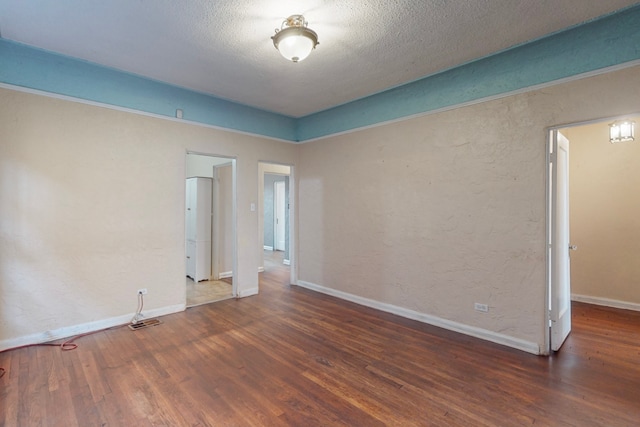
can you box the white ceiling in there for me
[0,0,638,117]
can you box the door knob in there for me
[569,245,578,250]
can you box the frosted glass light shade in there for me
[276,30,315,62]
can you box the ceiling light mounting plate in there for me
[283,14,306,28]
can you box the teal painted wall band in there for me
[0,40,297,141]
[1,5,639,142]
[297,5,640,141]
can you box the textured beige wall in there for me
[563,118,640,305]
[297,65,640,351]
[0,87,296,346]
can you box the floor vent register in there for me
[128,318,163,331]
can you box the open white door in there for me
[274,181,286,251]
[550,130,572,351]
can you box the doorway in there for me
[185,153,237,307]
[258,162,294,282]
[546,113,640,353]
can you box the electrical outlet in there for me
[474,302,489,312]
[137,288,148,295]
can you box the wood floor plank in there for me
[0,351,18,427]
[1,253,640,425]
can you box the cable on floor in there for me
[131,292,145,324]
[1,292,146,378]
[0,323,127,379]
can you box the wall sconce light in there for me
[609,120,635,143]
[272,15,319,63]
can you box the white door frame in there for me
[288,165,297,284]
[258,162,296,286]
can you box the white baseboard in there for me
[237,287,259,298]
[218,271,233,279]
[283,259,290,266]
[264,246,273,251]
[0,303,185,352]
[296,280,540,355]
[258,266,265,273]
[571,294,640,312]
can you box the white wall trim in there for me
[218,271,233,279]
[283,259,290,266]
[0,303,185,352]
[237,287,259,298]
[263,245,274,251]
[296,280,541,355]
[572,294,640,312]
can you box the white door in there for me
[274,181,286,251]
[550,130,572,351]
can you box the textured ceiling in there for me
[0,0,638,117]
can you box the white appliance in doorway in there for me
[186,177,212,281]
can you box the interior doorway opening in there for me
[546,112,640,353]
[185,152,237,307]
[258,162,294,284]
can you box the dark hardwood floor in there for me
[1,260,639,426]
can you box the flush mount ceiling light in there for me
[271,15,319,63]
[609,120,635,143]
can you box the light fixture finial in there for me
[271,14,319,63]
